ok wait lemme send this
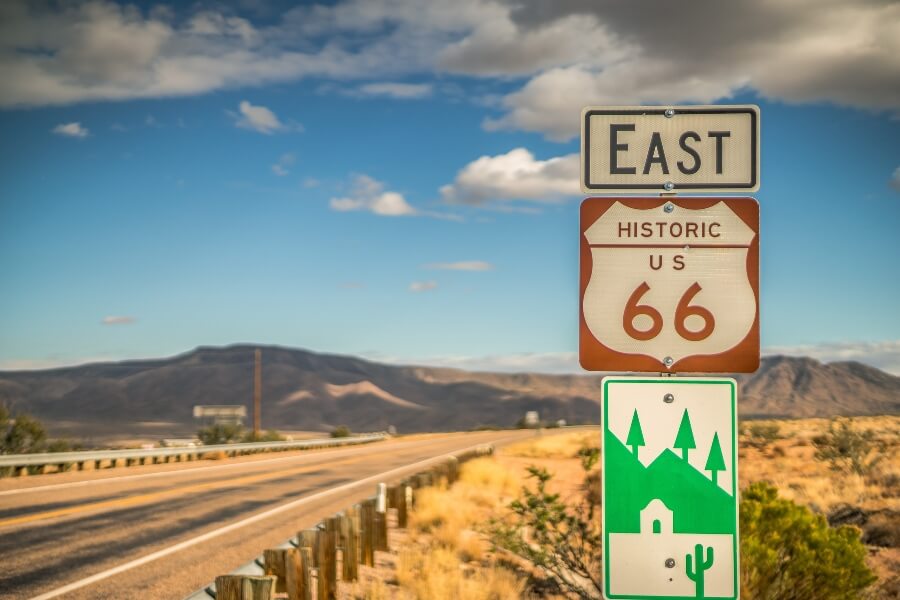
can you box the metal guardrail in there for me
[0,433,387,468]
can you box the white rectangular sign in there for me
[581,106,759,194]
[602,376,739,600]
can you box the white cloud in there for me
[233,100,300,134]
[763,339,900,375]
[303,177,320,188]
[482,0,900,140]
[2,0,897,142]
[423,261,493,271]
[330,174,418,216]
[271,152,295,176]
[441,148,580,205]
[52,122,88,138]
[891,166,900,192]
[357,82,433,99]
[409,281,438,293]
[101,315,136,325]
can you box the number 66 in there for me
[623,282,715,341]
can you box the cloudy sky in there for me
[1,0,898,374]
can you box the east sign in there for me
[581,106,759,194]
[579,197,759,373]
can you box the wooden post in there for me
[398,484,411,528]
[253,348,262,438]
[340,510,359,581]
[263,548,306,600]
[317,524,337,600]
[360,500,375,566]
[375,484,388,551]
[214,575,276,600]
[448,456,459,484]
[297,547,312,600]
[298,530,318,566]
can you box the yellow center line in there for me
[0,453,371,529]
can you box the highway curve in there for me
[0,430,536,600]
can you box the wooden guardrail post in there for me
[398,484,412,527]
[340,509,359,581]
[317,521,337,600]
[214,575,276,600]
[263,548,308,600]
[375,484,388,551]
[359,500,375,566]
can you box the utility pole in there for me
[253,348,261,438]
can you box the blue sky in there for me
[0,0,898,374]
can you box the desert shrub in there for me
[744,422,782,449]
[197,423,244,445]
[1,408,47,454]
[740,481,876,599]
[330,425,352,438]
[812,418,884,475]
[243,429,284,442]
[490,449,602,599]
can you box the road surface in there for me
[0,430,535,599]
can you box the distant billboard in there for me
[193,405,247,425]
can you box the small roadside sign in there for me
[602,376,739,600]
[579,196,759,373]
[581,105,759,194]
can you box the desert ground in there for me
[337,416,900,599]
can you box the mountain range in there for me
[0,345,897,435]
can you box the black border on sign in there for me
[582,107,758,190]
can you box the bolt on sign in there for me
[580,196,759,373]
[602,377,739,600]
[581,106,759,194]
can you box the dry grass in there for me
[501,430,598,459]
[396,547,523,600]
[738,416,900,512]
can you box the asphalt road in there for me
[0,430,535,600]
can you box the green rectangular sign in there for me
[602,376,740,599]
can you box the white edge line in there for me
[27,435,520,600]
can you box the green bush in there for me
[740,481,876,599]
[1,407,47,454]
[197,423,245,445]
[330,425,352,438]
[490,448,602,598]
[242,429,284,443]
[812,418,884,475]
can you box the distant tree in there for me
[705,433,726,485]
[626,409,645,459]
[330,425,352,438]
[197,423,244,445]
[673,409,696,461]
[2,412,47,454]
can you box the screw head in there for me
[663,181,675,191]
[665,558,676,568]
[664,393,674,404]
[663,202,675,213]
[664,356,674,368]
[664,108,675,118]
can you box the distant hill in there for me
[0,345,896,435]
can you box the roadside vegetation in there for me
[0,405,78,455]
[196,423,285,445]
[350,418,898,599]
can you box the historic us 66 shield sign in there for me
[580,197,759,373]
